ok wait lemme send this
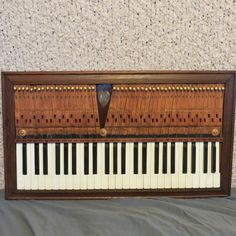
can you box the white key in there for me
[115,143,122,189]
[206,142,213,188]
[178,142,185,189]
[71,143,77,190]
[88,143,94,189]
[51,143,59,190]
[16,144,24,190]
[137,142,143,189]
[95,143,102,189]
[38,143,45,190]
[199,142,206,188]
[164,142,171,188]
[130,142,137,189]
[59,143,66,190]
[122,143,130,189]
[73,143,81,189]
[24,143,31,190]
[122,143,129,189]
[65,143,72,190]
[80,143,87,190]
[144,143,151,188]
[158,142,164,188]
[150,143,157,189]
[31,144,38,190]
[213,142,220,187]
[101,143,108,189]
[193,142,200,188]
[186,142,192,188]
[171,142,179,189]
[45,144,52,190]
[108,143,115,189]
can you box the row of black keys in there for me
[21,142,217,176]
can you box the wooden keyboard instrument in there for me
[2,71,236,199]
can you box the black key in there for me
[154,143,159,174]
[212,142,216,173]
[171,142,175,174]
[204,142,208,173]
[183,142,188,174]
[142,142,147,174]
[163,142,167,174]
[56,143,60,175]
[121,142,126,174]
[72,143,76,175]
[84,143,89,175]
[134,142,138,174]
[113,143,118,175]
[22,143,27,175]
[191,142,196,173]
[105,143,109,174]
[64,143,68,175]
[34,143,39,175]
[43,143,48,175]
[93,143,97,174]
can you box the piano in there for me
[2,71,236,199]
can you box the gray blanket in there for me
[0,190,236,236]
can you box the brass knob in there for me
[100,128,107,137]
[212,128,220,137]
[19,129,26,137]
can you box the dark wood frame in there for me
[2,71,236,200]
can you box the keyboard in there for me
[17,142,220,190]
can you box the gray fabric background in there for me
[0,1,236,189]
[1,190,236,236]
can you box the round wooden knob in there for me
[19,129,26,137]
[212,128,220,136]
[100,128,107,137]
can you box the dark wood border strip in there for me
[220,74,236,195]
[2,73,16,199]
[4,71,232,84]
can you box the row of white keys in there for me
[16,142,221,190]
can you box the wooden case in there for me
[2,71,236,199]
